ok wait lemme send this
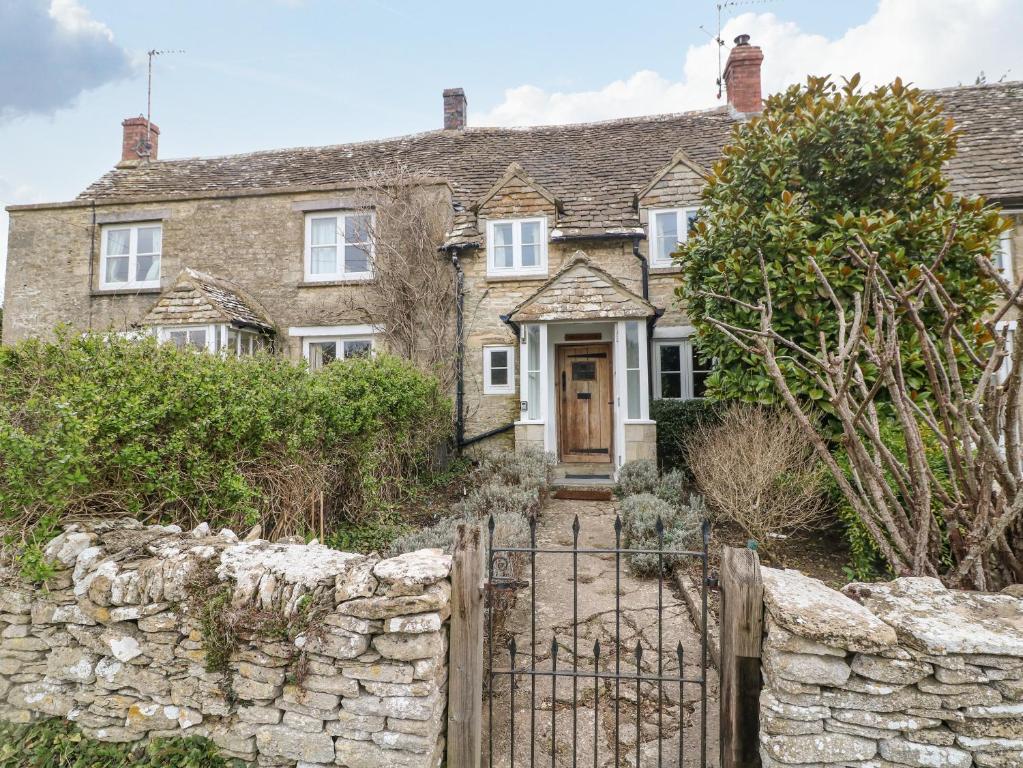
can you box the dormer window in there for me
[649,207,699,268]
[486,217,547,277]
[99,223,162,289]
[304,211,374,282]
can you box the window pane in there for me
[167,330,187,349]
[105,256,129,284]
[661,372,682,399]
[187,329,207,350]
[520,220,541,245]
[493,223,514,268]
[345,215,372,243]
[490,349,508,369]
[309,341,337,370]
[627,370,641,419]
[494,222,513,247]
[105,229,130,255]
[491,367,508,386]
[227,329,239,356]
[344,244,370,274]
[136,253,160,283]
[692,371,709,398]
[343,340,372,358]
[659,344,681,373]
[310,217,337,246]
[311,245,337,274]
[685,209,699,236]
[521,244,538,267]
[526,326,541,420]
[137,226,161,254]
[625,322,640,369]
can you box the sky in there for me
[1,0,1021,301]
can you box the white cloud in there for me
[475,0,1022,126]
[0,0,133,121]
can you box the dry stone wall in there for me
[759,568,1023,768]
[0,519,452,768]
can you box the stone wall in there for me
[759,568,1023,768]
[0,519,452,768]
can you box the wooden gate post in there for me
[447,523,484,768]
[719,546,764,768]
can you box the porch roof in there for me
[140,268,274,331]
[507,253,657,323]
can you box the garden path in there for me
[484,497,719,768]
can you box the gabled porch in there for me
[504,253,660,473]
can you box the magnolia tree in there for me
[678,76,1018,589]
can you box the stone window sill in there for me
[485,274,549,284]
[298,279,377,288]
[91,288,162,297]
[649,266,681,276]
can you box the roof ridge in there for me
[133,106,734,166]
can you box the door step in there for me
[551,466,615,500]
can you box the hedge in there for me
[0,331,451,562]
[650,399,724,478]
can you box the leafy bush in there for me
[619,492,704,576]
[476,447,555,495]
[654,470,689,509]
[614,459,658,498]
[0,332,450,562]
[0,719,242,768]
[650,399,724,477]
[677,76,1003,409]
[453,480,539,521]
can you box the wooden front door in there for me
[556,343,613,463]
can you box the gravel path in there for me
[483,497,719,768]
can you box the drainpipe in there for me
[632,236,649,300]
[449,250,465,449]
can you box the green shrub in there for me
[0,331,451,554]
[0,719,243,768]
[620,493,704,576]
[389,510,530,558]
[476,447,555,494]
[654,470,689,510]
[614,459,658,498]
[650,399,724,477]
[453,480,539,521]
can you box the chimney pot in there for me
[443,88,467,130]
[120,116,159,165]
[723,34,764,115]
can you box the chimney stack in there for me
[443,88,467,130]
[723,34,764,115]
[120,116,159,165]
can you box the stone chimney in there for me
[443,88,467,130]
[723,34,764,115]
[120,116,159,165]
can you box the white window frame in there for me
[157,324,217,353]
[483,345,516,395]
[997,319,1017,384]
[653,333,712,401]
[290,325,378,370]
[997,230,1015,285]
[303,211,375,283]
[519,324,548,423]
[99,222,163,290]
[648,207,699,268]
[486,217,548,278]
[223,326,269,356]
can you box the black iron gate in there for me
[484,513,711,768]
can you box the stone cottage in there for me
[4,37,1023,473]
